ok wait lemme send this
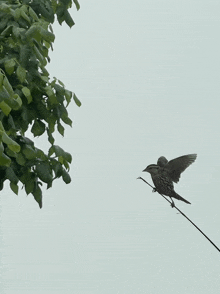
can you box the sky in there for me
[1,0,220,293]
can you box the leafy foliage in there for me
[0,0,81,208]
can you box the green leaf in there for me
[22,145,36,160]
[5,147,17,158]
[40,28,55,43]
[5,94,22,110]
[62,169,71,184]
[58,79,64,87]
[64,89,72,106]
[16,66,26,83]
[20,10,31,23]
[73,0,80,10]
[25,174,35,195]
[0,121,5,131]
[0,101,11,115]
[32,184,42,208]
[63,151,72,163]
[0,153,11,166]
[4,59,16,75]
[3,76,14,96]
[29,7,39,21]
[31,120,45,137]
[45,86,57,104]
[2,133,20,152]
[35,162,53,183]
[35,148,47,160]
[53,145,64,157]
[52,161,63,178]
[0,142,4,155]
[0,71,3,87]
[48,146,54,156]
[64,10,75,28]
[58,156,63,164]
[22,87,32,104]
[48,131,54,145]
[61,113,72,126]
[73,93,81,107]
[57,122,64,136]
[6,167,19,184]
[10,182,19,195]
[16,153,26,165]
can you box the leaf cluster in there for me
[0,0,81,208]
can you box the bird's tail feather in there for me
[171,192,191,204]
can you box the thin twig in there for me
[137,176,220,253]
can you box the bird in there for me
[142,154,197,207]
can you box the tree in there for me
[0,0,81,208]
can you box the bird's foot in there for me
[152,188,157,193]
[170,201,175,208]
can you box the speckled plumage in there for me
[143,154,197,206]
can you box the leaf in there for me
[73,93,81,107]
[48,146,54,157]
[0,71,3,87]
[48,132,54,145]
[10,182,19,195]
[45,86,57,104]
[5,147,17,158]
[53,145,64,157]
[2,133,20,152]
[35,148,47,160]
[16,66,26,83]
[32,184,42,208]
[63,151,72,163]
[73,0,80,10]
[64,89,72,106]
[29,7,39,21]
[22,145,36,160]
[61,113,72,126]
[6,167,19,184]
[6,94,22,110]
[20,10,31,23]
[22,87,32,104]
[58,156,63,164]
[0,101,11,115]
[0,153,11,166]
[3,76,14,96]
[35,162,53,183]
[16,153,26,165]
[58,79,64,87]
[62,169,71,184]
[0,142,4,155]
[52,161,63,178]
[57,122,64,136]
[25,174,35,195]
[64,10,75,28]
[4,59,16,75]
[31,120,45,137]
[40,28,55,43]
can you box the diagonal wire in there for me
[137,176,220,253]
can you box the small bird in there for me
[142,154,197,207]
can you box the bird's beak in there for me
[142,168,147,172]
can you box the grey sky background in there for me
[1,0,220,293]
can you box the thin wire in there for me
[137,177,220,253]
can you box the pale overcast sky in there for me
[1,1,220,293]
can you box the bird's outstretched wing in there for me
[164,154,197,183]
[157,156,168,167]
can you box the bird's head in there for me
[142,164,159,175]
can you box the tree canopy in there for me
[0,0,81,208]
